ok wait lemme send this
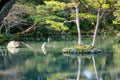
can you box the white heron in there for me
[47,37,51,43]
[41,42,47,54]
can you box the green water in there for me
[0,36,120,80]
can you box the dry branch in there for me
[64,20,76,23]
[15,23,38,36]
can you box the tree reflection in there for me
[0,45,34,80]
[92,57,98,80]
[63,54,99,80]
[76,58,81,80]
[0,40,120,80]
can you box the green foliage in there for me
[0,34,3,38]
[17,0,120,34]
[113,10,120,24]
[30,5,51,22]
[0,34,4,44]
[46,15,65,22]
[2,33,16,39]
[113,45,120,68]
[71,13,97,20]
[29,1,69,31]
[63,45,93,51]
[44,1,66,11]
[46,20,68,31]
[102,4,110,9]
[81,21,91,31]
[47,73,69,80]
[71,13,96,31]
[70,26,77,34]
[115,3,120,8]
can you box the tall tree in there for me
[91,0,118,47]
[92,4,103,47]
[65,0,82,45]
[74,1,82,45]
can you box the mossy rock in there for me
[62,45,101,55]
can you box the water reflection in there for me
[0,38,119,80]
[63,53,99,80]
[7,47,20,54]
[62,51,120,80]
[0,47,34,80]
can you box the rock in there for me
[116,32,120,37]
[7,41,20,48]
[70,48,79,54]
[91,48,101,54]
[7,47,20,54]
[62,47,101,54]
[62,48,69,53]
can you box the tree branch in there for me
[99,12,104,18]
[98,8,104,18]
[64,20,76,23]
[79,0,88,8]
[15,23,38,36]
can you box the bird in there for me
[47,37,51,43]
[41,42,47,54]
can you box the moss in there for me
[69,45,93,50]
[62,45,100,54]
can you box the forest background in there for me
[0,0,120,40]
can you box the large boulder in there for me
[7,47,20,54]
[7,40,20,48]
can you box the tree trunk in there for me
[0,0,15,23]
[75,4,82,45]
[91,9,101,47]
[0,0,10,10]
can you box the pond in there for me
[0,36,120,80]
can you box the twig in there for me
[64,20,76,23]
